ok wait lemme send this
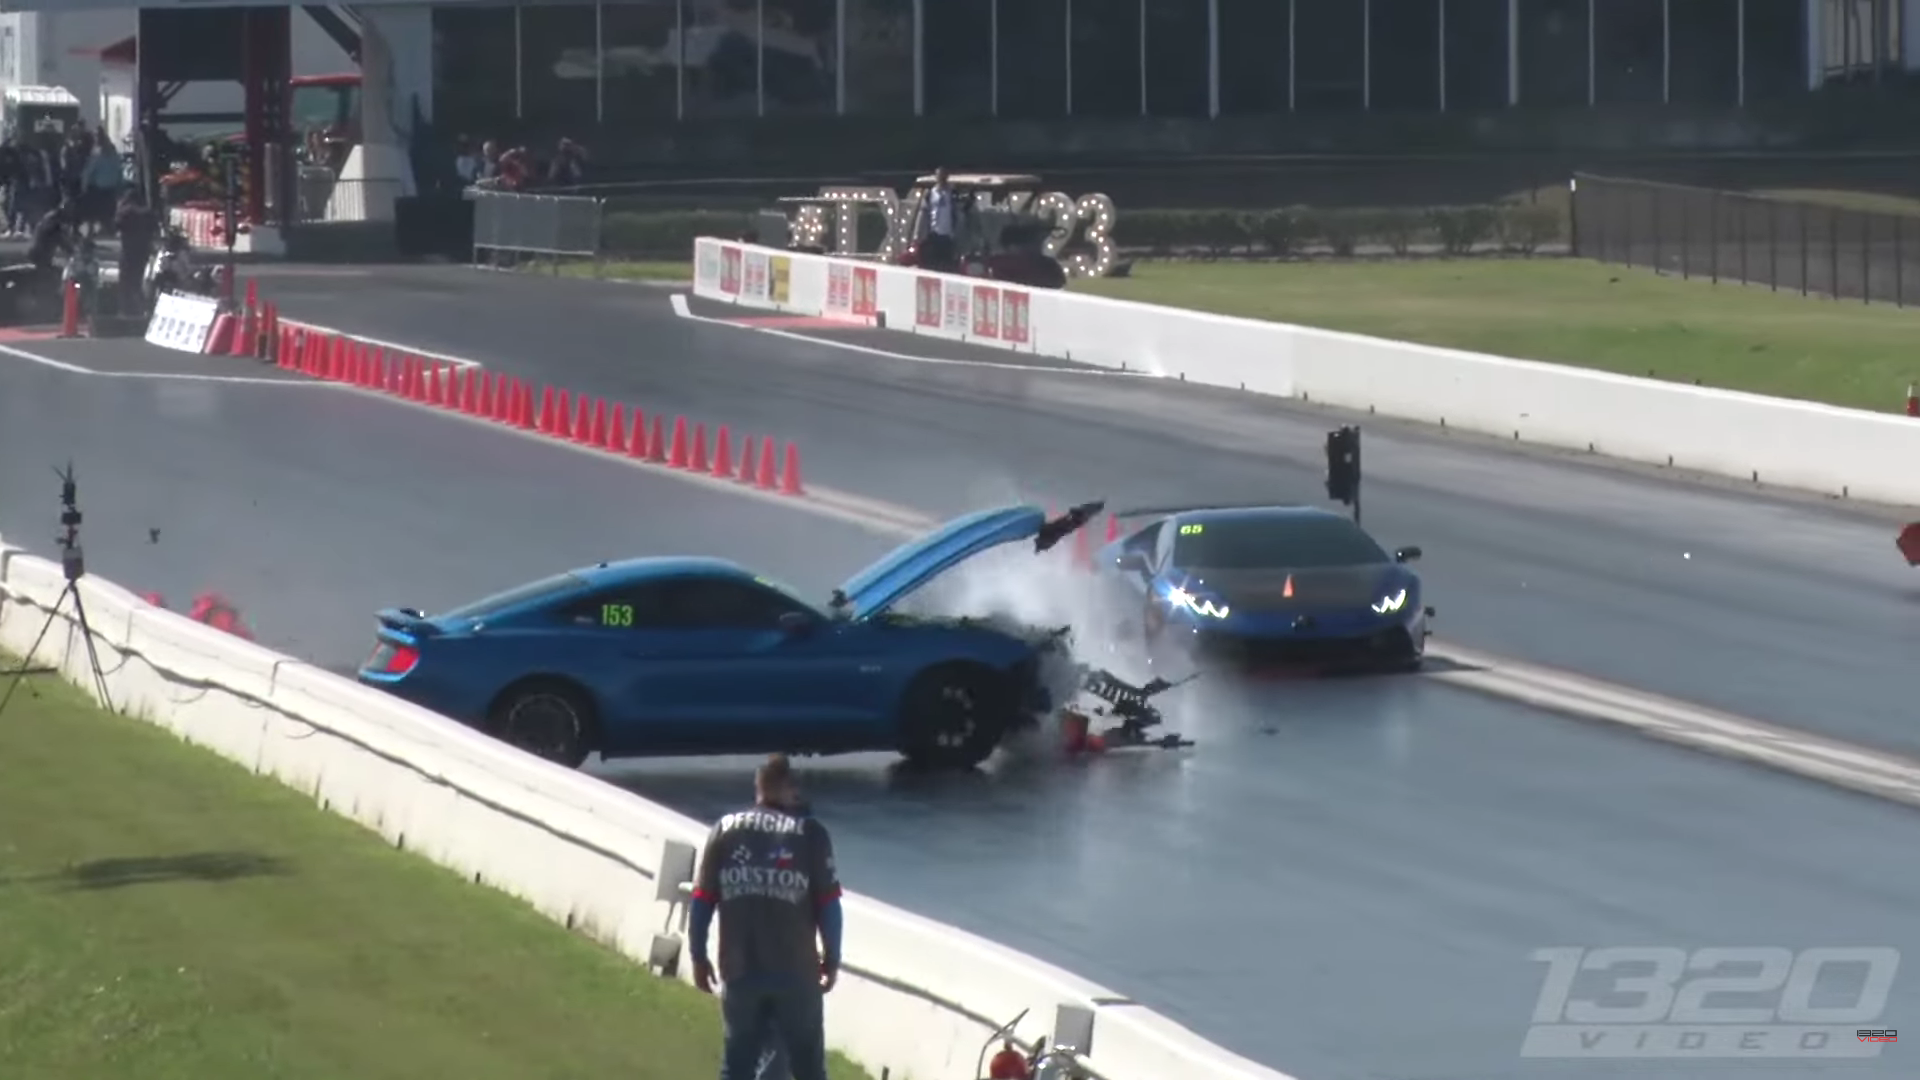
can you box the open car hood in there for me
[833,501,1103,619]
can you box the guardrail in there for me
[468,188,604,268]
[692,236,1920,508]
[1572,172,1920,306]
[0,536,1295,1080]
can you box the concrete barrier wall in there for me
[693,237,1920,507]
[0,537,1294,1080]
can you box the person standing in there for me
[919,166,956,271]
[690,754,842,1080]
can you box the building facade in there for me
[429,0,1916,135]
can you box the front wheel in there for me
[896,662,1010,770]
[485,678,595,768]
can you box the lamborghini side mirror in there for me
[1394,546,1422,563]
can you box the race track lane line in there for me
[667,293,1163,378]
[0,343,333,386]
[276,318,483,370]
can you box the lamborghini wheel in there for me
[897,662,1009,770]
[486,678,595,769]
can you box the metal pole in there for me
[756,0,765,117]
[912,0,924,115]
[835,0,847,114]
[1507,0,1519,104]
[1138,0,1148,116]
[513,5,523,119]
[1586,0,1594,106]
[1438,0,1447,112]
[595,1,605,124]
[1661,0,1671,104]
[1064,0,1073,115]
[1736,0,1746,106]
[1208,0,1220,117]
[1362,0,1371,111]
[676,0,685,120]
[990,0,999,117]
[1288,0,1296,111]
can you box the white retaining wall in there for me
[692,238,1920,508]
[0,536,1293,1080]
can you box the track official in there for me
[691,754,843,1080]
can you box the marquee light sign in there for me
[783,184,1120,279]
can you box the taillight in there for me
[366,642,419,676]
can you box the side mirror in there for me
[1394,546,1422,563]
[1116,551,1151,575]
[777,611,816,637]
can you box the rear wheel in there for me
[896,662,1010,770]
[485,678,596,768]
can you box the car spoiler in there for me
[375,606,440,642]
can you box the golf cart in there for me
[894,173,1068,290]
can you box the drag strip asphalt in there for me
[6,341,1919,1080]
[266,266,1920,761]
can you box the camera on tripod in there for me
[56,464,85,582]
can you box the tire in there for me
[485,678,596,769]
[895,662,1010,770]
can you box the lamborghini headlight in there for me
[1371,588,1408,615]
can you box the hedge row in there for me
[596,203,1566,261]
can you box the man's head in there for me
[754,753,800,809]
[933,166,949,186]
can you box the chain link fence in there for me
[1572,173,1920,306]
[468,189,606,270]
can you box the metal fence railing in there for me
[468,189,604,266]
[1572,173,1920,306]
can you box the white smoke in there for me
[897,539,1185,760]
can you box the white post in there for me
[1208,0,1220,117]
[1507,0,1519,104]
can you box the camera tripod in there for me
[0,464,113,720]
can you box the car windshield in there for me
[1173,516,1387,569]
[752,574,823,616]
[440,572,585,620]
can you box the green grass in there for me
[1073,259,1920,413]
[0,661,871,1080]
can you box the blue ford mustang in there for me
[1093,504,1432,671]
[357,502,1103,770]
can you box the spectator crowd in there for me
[455,135,590,193]
[0,119,127,239]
